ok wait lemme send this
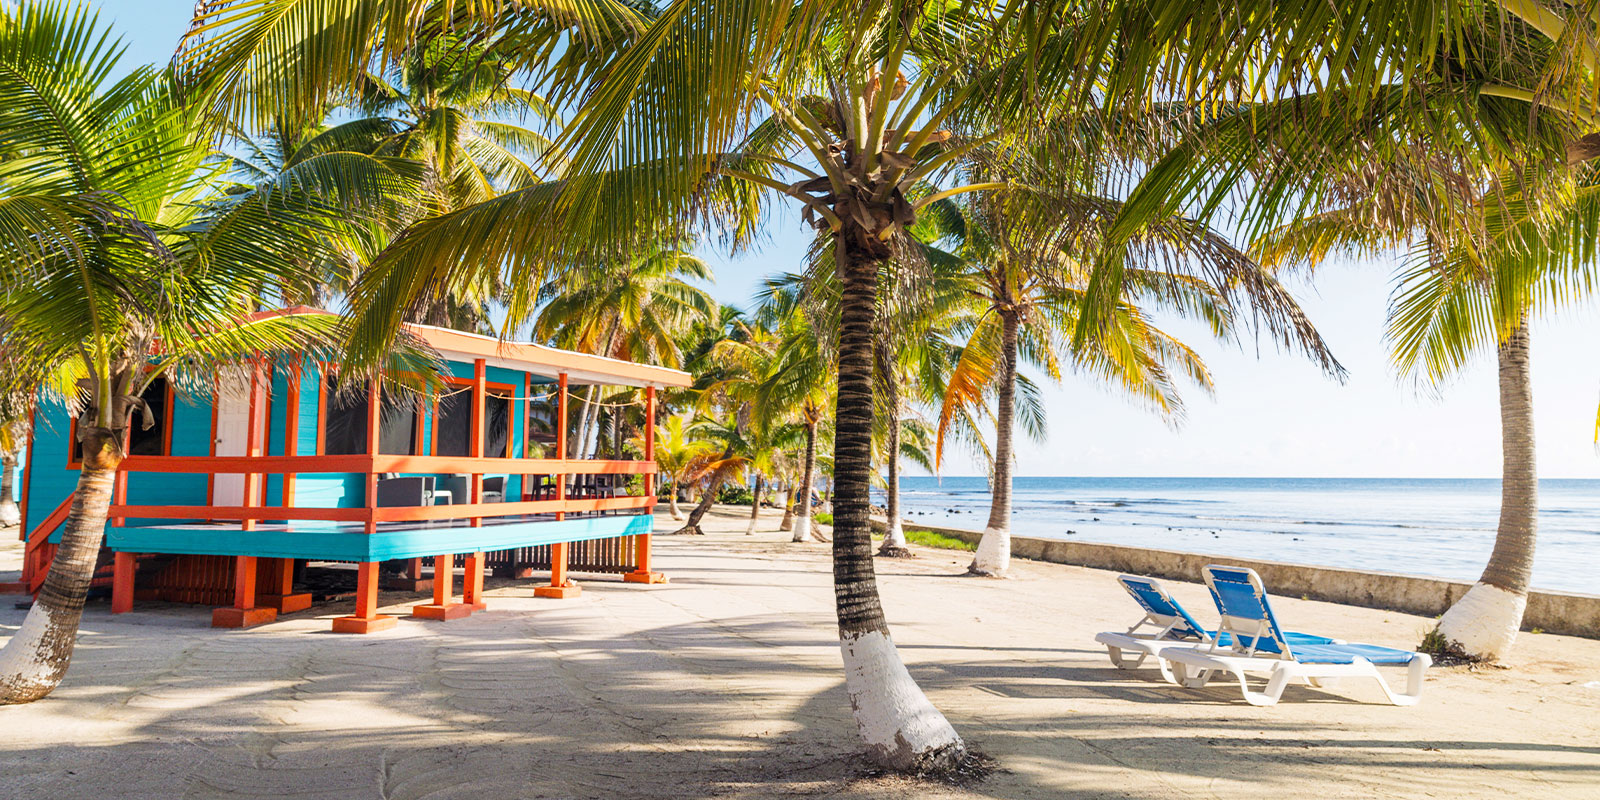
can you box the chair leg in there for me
[1241,666,1290,706]
[1107,646,1148,670]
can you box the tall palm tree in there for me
[533,242,715,458]
[192,0,1486,773]
[756,275,835,544]
[918,180,1332,576]
[0,1,432,704]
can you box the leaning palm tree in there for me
[0,1,432,704]
[644,414,713,519]
[756,275,836,544]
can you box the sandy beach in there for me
[2,507,1597,799]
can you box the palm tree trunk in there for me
[793,419,826,543]
[878,376,910,557]
[1434,318,1536,661]
[667,481,684,520]
[0,427,120,704]
[0,448,19,529]
[832,244,964,771]
[672,444,735,535]
[779,484,795,531]
[971,309,1018,577]
[744,474,763,534]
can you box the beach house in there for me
[3,309,691,631]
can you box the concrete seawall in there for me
[874,519,1600,639]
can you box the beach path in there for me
[1,507,1597,798]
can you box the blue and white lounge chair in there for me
[1158,566,1432,706]
[1094,575,1337,682]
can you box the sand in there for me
[1,506,1597,799]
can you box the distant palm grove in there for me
[1,0,1597,774]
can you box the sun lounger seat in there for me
[1095,574,1336,683]
[1157,565,1431,706]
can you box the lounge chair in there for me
[1158,565,1432,706]
[1095,574,1337,682]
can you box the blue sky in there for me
[114,2,1600,479]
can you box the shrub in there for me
[717,485,754,505]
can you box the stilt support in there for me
[624,534,667,584]
[256,557,312,614]
[213,555,278,628]
[112,551,136,613]
[535,542,582,598]
[333,561,396,633]
[463,551,486,610]
[383,557,433,592]
[412,555,472,620]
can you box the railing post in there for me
[519,372,531,501]
[283,364,300,507]
[470,358,486,528]
[625,385,666,585]
[555,373,568,522]
[365,377,380,535]
[241,357,263,532]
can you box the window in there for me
[322,378,368,456]
[323,377,420,456]
[127,378,170,456]
[70,378,168,465]
[484,391,512,458]
[434,388,472,457]
[433,385,514,458]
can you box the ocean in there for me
[886,476,1600,595]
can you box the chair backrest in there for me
[1201,565,1294,658]
[376,476,430,507]
[1115,575,1210,641]
[482,476,506,495]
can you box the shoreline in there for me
[874,516,1600,640]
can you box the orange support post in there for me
[332,562,396,633]
[257,557,311,613]
[364,378,380,534]
[555,373,568,522]
[241,358,264,532]
[626,386,667,585]
[535,541,580,598]
[463,551,486,610]
[283,367,300,507]
[213,555,277,628]
[412,554,472,620]
[384,556,432,592]
[470,358,486,528]
[111,551,135,613]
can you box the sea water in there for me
[886,476,1600,595]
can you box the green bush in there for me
[814,512,833,524]
[717,485,754,505]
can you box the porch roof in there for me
[259,307,694,389]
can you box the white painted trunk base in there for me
[791,515,810,542]
[969,526,1010,576]
[839,628,964,770]
[0,602,62,700]
[1437,582,1526,662]
[882,519,906,549]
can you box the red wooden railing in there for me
[14,493,72,594]
[106,454,656,530]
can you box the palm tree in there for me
[533,242,715,459]
[756,275,835,544]
[918,178,1334,576]
[0,1,432,704]
[645,414,712,519]
[191,0,1486,773]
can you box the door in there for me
[212,373,265,506]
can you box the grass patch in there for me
[904,528,977,552]
[815,512,833,525]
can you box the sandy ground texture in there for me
[1,507,1598,799]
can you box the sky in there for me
[113,2,1600,480]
